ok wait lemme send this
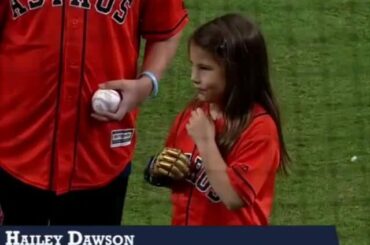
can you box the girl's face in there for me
[189,43,226,103]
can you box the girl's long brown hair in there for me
[189,13,290,172]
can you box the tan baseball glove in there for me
[152,147,190,180]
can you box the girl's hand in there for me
[186,108,216,147]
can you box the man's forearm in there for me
[141,31,183,81]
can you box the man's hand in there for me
[91,76,152,121]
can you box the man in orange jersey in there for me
[0,0,188,225]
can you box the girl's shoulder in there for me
[227,104,280,162]
[243,104,278,140]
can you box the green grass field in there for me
[124,1,370,244]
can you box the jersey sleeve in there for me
[140,0,189,41]
[226,122,280,206]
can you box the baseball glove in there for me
[152,147,190,180]
[144,147,190,187]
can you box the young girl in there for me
[145,13,289,225]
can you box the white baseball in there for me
[92,89,121,114]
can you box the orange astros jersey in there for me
[166,103,280,225]
[0,0,188,194]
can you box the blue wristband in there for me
[140,71,159,98]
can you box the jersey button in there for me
[71,19,80,29]
[69,61,79,68]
